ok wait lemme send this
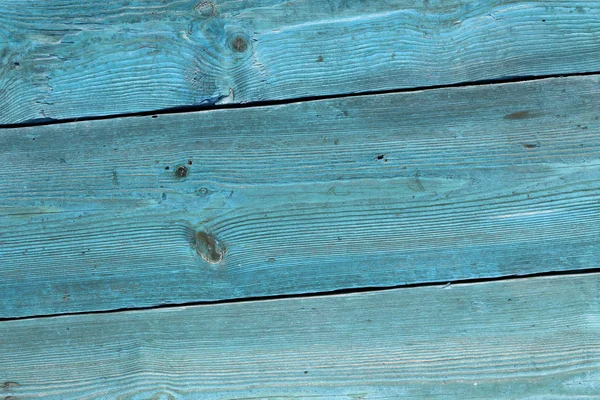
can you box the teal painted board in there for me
[1,75,599,318]
[1,274,599,398]
[1,0,600,124]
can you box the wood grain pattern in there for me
[1,0,600,124]
[1,274,599,398]
[1,75,599,318]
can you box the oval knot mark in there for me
[195,231,225,264]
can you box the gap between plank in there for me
[2,70,600,129]
[2,267,600,322]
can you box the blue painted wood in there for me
[1,0,600,124]
[1,274,599,398]
[0,75,599,318]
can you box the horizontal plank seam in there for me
[2,267,600,323]
[3,70,600,130]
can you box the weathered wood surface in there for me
[1,274,599,398]
[1,75,599,318]
[1,0,600,124]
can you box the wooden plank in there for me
[2,76,600,318]
[1,274,599,398]
[2,75,600,318]
[1,0,600,124]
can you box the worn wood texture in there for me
[1,75,599,318]
[1,0,600,124]
[1,274,599,398]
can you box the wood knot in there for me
[175,165,189,179]
[194,231,225,264]
[230,35,248,52]
[195,1,217,16]
[196,187,209,196]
